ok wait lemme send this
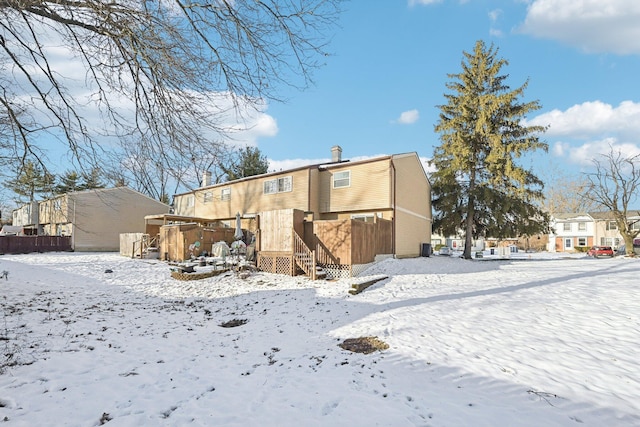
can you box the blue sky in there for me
[3,0,640,211]
[242,0,640,179]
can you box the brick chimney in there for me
[331,145,342,163]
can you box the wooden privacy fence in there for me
[0,235,72,254]
[310,218,393,266]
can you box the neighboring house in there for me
[548,211,640,252]
[171,147,432,276]
[548,213,595,252]
[589,211,640,249]
[13,187,169,252]
[11,201,39,235]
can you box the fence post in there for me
[311,251,316,280]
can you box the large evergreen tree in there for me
[223,146,270,181]
[430,40,549,259]
[3,161,55,203]
[80,167,106,190]
[54,170,83,194]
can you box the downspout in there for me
[72,197,76,251]
[391,159,396,257]
[307,168,312,214]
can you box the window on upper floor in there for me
[578,222,586,231]
[221,188,231,201]
[53,199,62,211]
[264,176,292,194]
[606,221,617,231]
[563,223,571,232]
[631,221,640,231]
[185,195,195,208]
[333,170,350,188]
[203,191,213,203]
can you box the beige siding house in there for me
[172,148,432,275]
[35,187,169,251]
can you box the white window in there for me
[333,170,351,188]
[221,188,231,201]
[278,177,292,192]
[203,191,213,203]
[578,237,587,246]
[185,195,194,208]
[632,221,640,231]
[564,238,573,249]
[563,223,571,232]
[578,222,586,231]
[264,176,292,194]
[264,180,277,194]
[53,199,62,211]
[606,221,618,231]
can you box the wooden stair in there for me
[293,231,326,280]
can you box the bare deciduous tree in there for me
[543,166,603,214]
[583,147,640,256]
[0,0,341,197]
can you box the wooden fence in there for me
[0,235,72,254]
[310,217,393,266]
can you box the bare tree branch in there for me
[0,0,341,198]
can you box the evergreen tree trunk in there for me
[464,196,475,259]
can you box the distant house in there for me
[548,213,595,252]
[11,201,39,235]
[548,211,640,252]
[13,187,169,252]
[170,147,432,277]
[589,211,640,249]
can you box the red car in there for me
[587,246,614,258]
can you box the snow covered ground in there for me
[0,251,638,426]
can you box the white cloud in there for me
[528,100,640,167]
[488,8,504,37]
[408,0,442,6]
[420,156,435,174]
[268,153,434,178]
[564,138,640,166]
[267,158,330,172]
[269,153,389,172]
[225,103,279,146]
[526,100,640,140]
[519,0,640,55]
[395,109,420,125]
[552,141,569,157]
